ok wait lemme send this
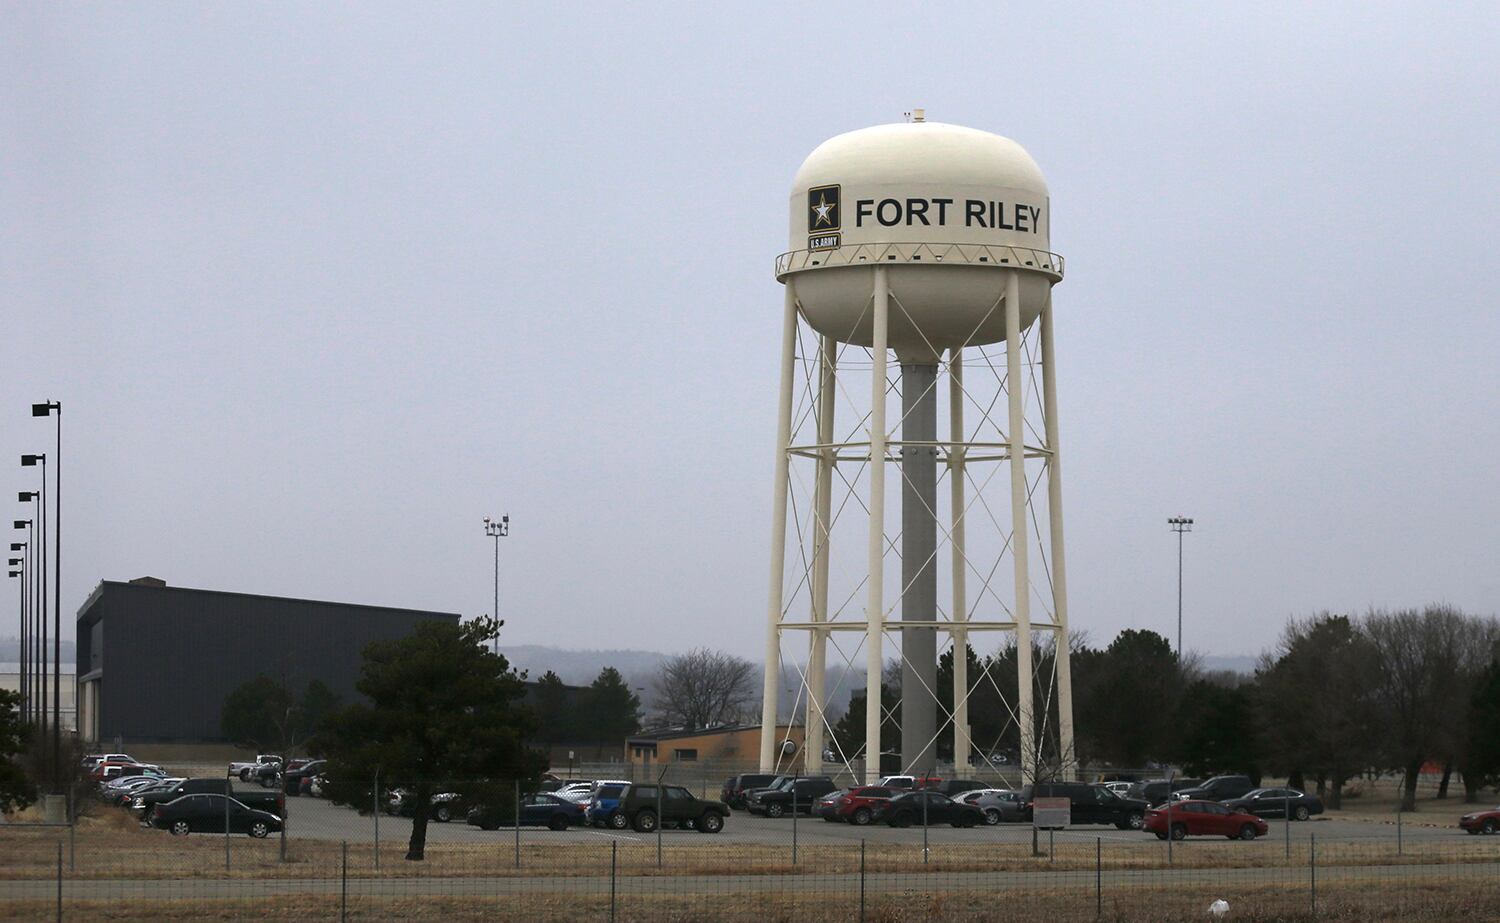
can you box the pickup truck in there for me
[228,755,283,783]
[134,778,285,819]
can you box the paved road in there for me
[281,794,1472,849]
[1,860,1494,900]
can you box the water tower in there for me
[757,111,1077,785]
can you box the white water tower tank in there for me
[779,114,1060,360]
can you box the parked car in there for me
[721,773,779,810]
[813,789,848,821]
[587,782,631,829]
[83,753,136,770]
[148,794,284,838]
[92,762,165,783]
[876,791,984,828]
[1143,799,1268,840]
[1460,807,1500,835]
[878,775,942,791]
[283,759,326,796]
[228,755,283,782]
[614,783,728,834]
[1223,788,1324,821]
[1020,782,1149,830]
[747,777,837,818]
[1103,781,1133,797]
[830,786,897,825]
[384,788,467,822]
[961,789,1026,825]
[1126,778,1203,805]
[466,792,586,831]
[929,779,987,798]
[133,778,285,820]
[1171,775,1256,803]
[107,777,178,807]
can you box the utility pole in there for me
[483,516,509,654]
[1167,517,1193,658]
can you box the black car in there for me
[876,791,984,828]
[283,759,326,796]
[132,778,284,820]
[721,773,778,810]
[1173,774,1256,803]
[747,777,837,818]
[1020,782,1149,830]
[466,793,586,831]
[615,783,728,833]
[148,794,283,838]
[1223,788,1324,820]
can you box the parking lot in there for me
[282,793,1468,849]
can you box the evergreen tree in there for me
[0,689,36,814]
[582,667,641,744]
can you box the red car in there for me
[833,786,898,825]
[1459,808,1500,834]
[1143,799,1269,841]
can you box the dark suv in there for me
[617,783,729,833]
[1020,782,1149,830]
[746,777,837,817]
[1172,775,1255,803]
[721,773,778,810]
[1127,778,1202,806]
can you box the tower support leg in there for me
[864,268,890,784]
[900,360,938,773]
[949,349,969,773]
[759,283,799,770]
[805,335,836,774]
[1040,293,1077,780]
[1005,272,1036,785]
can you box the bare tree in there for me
[651,648,757,731]
[1363,605,1495,811]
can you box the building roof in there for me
[77,578,461,621]
[627,722,801,745]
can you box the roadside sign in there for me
[1033,796,1070,829]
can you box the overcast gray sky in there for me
[3,2,1497,662]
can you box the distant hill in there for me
[1199,654,1258,675]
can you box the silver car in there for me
[961,788,1026,825]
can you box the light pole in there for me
[1167,517,1193,658]
[19,492,43,738]
[14,520,34,726]
[32,400,60,781]
[483,515,509,654]
[8,544,24,722]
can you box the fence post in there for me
[859,839,866,923]
[610,840,618,922]
[55,840,61,923]
[514,780,521,870]
[1310,832,1316,916]
[373,769,380,873]
[340,840,348,922]
[922,793,929,864]
[655,785,663,869]
[792,787,798,866]
[224,771,232,873]
[68,812,75,872]
[1397,806,1403,856]
[1095,837,1101,918]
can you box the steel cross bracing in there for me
[760,273,1077,784]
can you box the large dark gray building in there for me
[76,577,460,745]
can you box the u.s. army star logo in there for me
[807,184,840,233]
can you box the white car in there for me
[1103,781,1133,796]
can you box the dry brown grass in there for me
[0,816,1493,882]
[3,878,1499,921]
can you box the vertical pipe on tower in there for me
[948,348,970,772]
[1040,292,1077,780]
[899,360,938,772]
[805,335,836,774]
[759,282,800,771]
[864,268,890,784]
[1005,271,1036,784]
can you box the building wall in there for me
[77,581,459,744]
[626,725,806,769]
